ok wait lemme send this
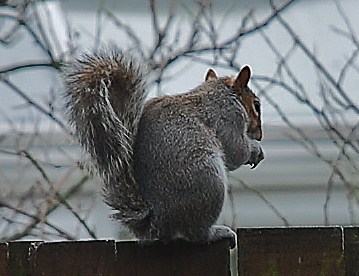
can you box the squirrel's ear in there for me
[234,65,251,88]
[205,69,218,81]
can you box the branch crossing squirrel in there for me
[64,48,264,245]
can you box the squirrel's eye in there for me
[253,100,261,114]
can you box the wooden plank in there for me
[344,227,359,276]
[2,238,230,275]
[0,243,8,276]
[237,227,345,276]
[116,239,231,276]
[29,240,116,276]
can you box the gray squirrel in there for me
[64,48,264,245]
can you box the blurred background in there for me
[0,0,358,241]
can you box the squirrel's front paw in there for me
[246,140,264,169]
[209,225,237,249]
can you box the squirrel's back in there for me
[133,77,259,240]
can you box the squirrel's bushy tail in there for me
[64,48,150,230]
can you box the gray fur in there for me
[63,48,264,243]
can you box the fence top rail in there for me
[0,226,358,276]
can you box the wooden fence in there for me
[1,226,358,276]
